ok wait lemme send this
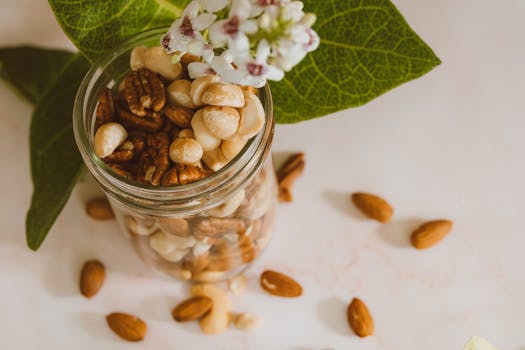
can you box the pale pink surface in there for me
[0,0,524,349]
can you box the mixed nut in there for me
[91,45,276,282]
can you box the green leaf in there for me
[0,46,73,104]
[26,54,91,250]
[270,0,441,123]
[48,0,191,62]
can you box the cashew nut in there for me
[142,46,183,81]
[94,122,128,158]
[169,138,203,165]
[207,190,245,217]
[233,313,260,330]
[191,284,232,334]
[227,273,247,295]
[190,75,221,106]
[191,110,221,151]
[202,147,229,172]
[192,270,227,283]
[126,216,157,236]
[202,82,245,108]
[238,93,265,138]
[149,231,196,255]
[221,133,248,160]
[167,79,197,108]
[201,106,240,140]
[130,46,147,70]
[161,247,191,263]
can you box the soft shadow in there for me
[377,217,423,248]
[43,250,95,298]
[72,311,116,342]
[140,293,178,323]
[322,190,365,219]
[316,296,351,337]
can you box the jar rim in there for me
[73,27,274,215]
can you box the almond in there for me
[79,260,105,298]
[347,297,374,337]
[410,219,453,249]
[260,270,302,297]
[106,312,147,342]
[85,197,115,220]
[172,296,213,322]
[351,192,393,223]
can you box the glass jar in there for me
[73,28,277,282]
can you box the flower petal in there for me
[188,62,216,79]
[200,0,229,13]
[192,13,217,31]
[183,1,200,18]
[208,20,229,46]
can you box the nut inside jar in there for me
[93,43,276,282]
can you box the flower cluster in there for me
[161,0,319,87]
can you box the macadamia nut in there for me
[201,106,240,140]
[130,46,147,70]
[169,138,203,165]
[94,122,128,158]
[202,83,245,108]
[221,133,248,160]
[178,129,194,139]
[191,110,221,151]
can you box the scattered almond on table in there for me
[171,296,213,322]
[351,192,393,223]
[347,297,374,338]
[411,219,453,249]
[260,270,303,297]
[85,197,115,220]
[106,312,147,342]
[79,259,105,298]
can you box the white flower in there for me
[199,0,229,13]
[209,40,284,87]
[273,26,318,71]
[208,0,258,55]
[162,1,216,53]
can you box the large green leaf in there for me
[48,0,191,62]
[0,46,73,104]
[270,0,441,123]
[26,54,90,250]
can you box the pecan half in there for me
[127,130,148,154]
[276,152,305,202]
[165,105,194,128]
[125,68,166,116]
[161,166,179,186]
[117,105,165,133]
[95,87,115,130]
[103,141,135,163]
[192,217,247,238]
[177,164,206,185]
[107,163,136,180]
[136,132,170,186]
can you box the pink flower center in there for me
[223,16,240,37]
[258,0,279,5]
[247,63,267,76]
[161,33,173,50]
[180,16,195,37]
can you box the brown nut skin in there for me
[410,219,453,249]
[347,298,374,338]
[351,192,394,223]
[164,105,194,128]
[79,260,105,298]
[171,296,213,322]
[86,197,115,220]
[106,312,147,342]
[260,270,302,297]
[95,87,115,130]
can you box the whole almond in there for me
[106,312,147,342]
[347,297,374,337]
[86,197,115,220]
[411,219,453,249]
[351,192,393,223]
[79,260,105,298]
[260,270,302,297]
[172,296,213,322]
